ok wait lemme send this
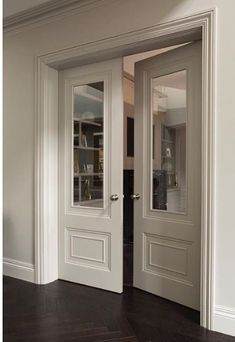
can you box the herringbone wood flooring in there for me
[3,276,235,342]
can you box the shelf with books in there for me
[73,115,104,205]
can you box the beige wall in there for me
[4,0,235,334]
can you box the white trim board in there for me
[35,8,216,331]
[3,258,35,283]
[214,306,235,337]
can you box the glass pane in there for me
[151,70,187,213]
[73,82,104,208]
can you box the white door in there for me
[134,42,202,309]
[58,59,123,293]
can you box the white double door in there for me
[58,42,202,310]
[58,59,124,293]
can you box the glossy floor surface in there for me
[4,276,235,342]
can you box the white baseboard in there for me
[214,305,235,337]
[3,257,35,283]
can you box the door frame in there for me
[35,8,216,330]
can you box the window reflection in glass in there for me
[151,70,187,213]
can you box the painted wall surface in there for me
[3,0,235,335]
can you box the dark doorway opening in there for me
[123,169,134,286]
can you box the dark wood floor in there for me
[123,242,133,287]
[4,276,235,342]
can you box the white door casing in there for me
[35,10,215,329]
[58,59,123,293]
[134,42,202,310]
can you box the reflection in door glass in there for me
[151,70,187,213]
[73,82,104,208]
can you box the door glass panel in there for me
[73,82,104,208]
[151,70,187,213]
